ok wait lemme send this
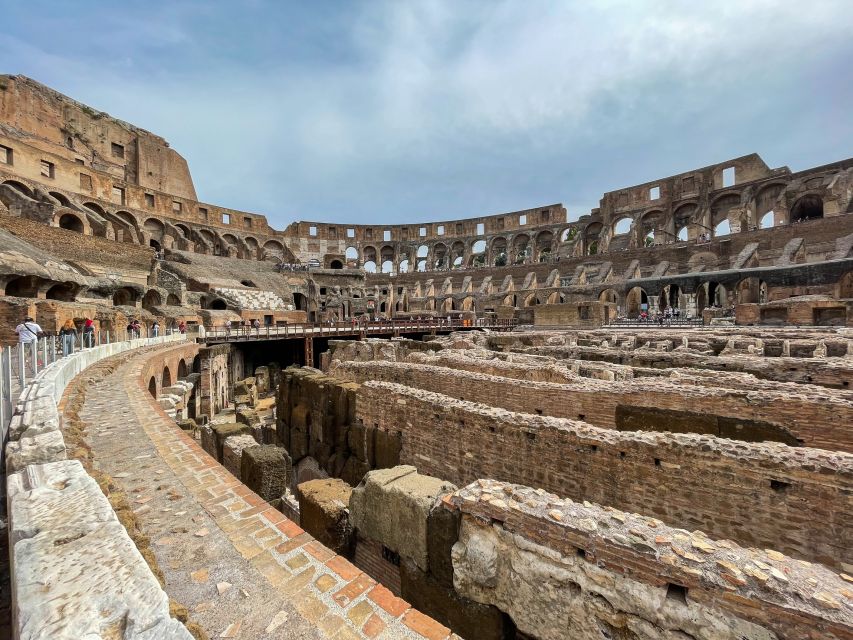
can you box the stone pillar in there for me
[684,293,698,318]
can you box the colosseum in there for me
[0,74,851,640]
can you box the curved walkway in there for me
[65,344,448,640]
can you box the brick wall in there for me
[334,360,853,452]
[355,381,851,570]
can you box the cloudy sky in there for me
[2,1,851,227]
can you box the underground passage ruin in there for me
[0,76,851,639]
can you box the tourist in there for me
[252,318,260,329]
[152,320,160,337]
[83,318,95,348]
[15,316,42,344]
[224,319,232,334]
[178,321,187,334]
[59,319,77,356]
[126,320,135,340]
[133,319,142,338]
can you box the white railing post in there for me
[31,340,39,377]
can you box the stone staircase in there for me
[213,287,287,310]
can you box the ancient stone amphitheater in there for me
[0,75,851,640]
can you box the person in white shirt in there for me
[15,317,42,344]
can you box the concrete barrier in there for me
[5,334,193,640]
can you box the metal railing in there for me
[605,317,704,328]
[0,329,184,463]
[203,318,518,340]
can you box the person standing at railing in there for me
[83,318,95,348]
[152,320,160,337]
[59,319,77,356]
[16,316,42,344]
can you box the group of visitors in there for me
[636,306,683,325]
[223,319,262,333]
[15,316,97,356]
[696,232,711,244]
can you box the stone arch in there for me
[45,281,79,302]
[142,289,162,310]
[83,202,106,216]
[380,245,395,273]
[398,258,410,273]
[534,230,554,261]
[112,211,140,243]
[362,246,377,266]
[221,233,239,256]
[49,191,72,207]
[737,277,767,304]
[58,212,85,233]
[178,359,188,378]
[710,193,741,230]
[450,241,465,268]
[625,286,648,316]
[113,287,137,306]
[262,239,286,261]
[612,217,633,235]
[714,219,731,237]
[491,237,508,266]
[599,288,619,305]
[584,222,602,255]
[4,276,41,297]
[162,366,172,388]
[345,246,359,266]
[432,243,448,270]
[560,227,577,243]
[673,203,698,242]
[790,194,823,223]
[166,293,181,305]
[512,234,531,264]
[330,259,344,269]
[755,183,786,227]
[3,180,33,198]
[148,376,158,398]
[207,298,228,310]
[243,236,260,259]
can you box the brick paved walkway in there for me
[65,345,451,640]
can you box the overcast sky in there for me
[2,1,851,227]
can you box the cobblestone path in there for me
[64,346,449,640]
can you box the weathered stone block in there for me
[297,478,354,556]
[241,445,292,503]
[222,434,260,478]
[211,422,252,462]
[349,465,456,571]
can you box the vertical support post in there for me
[304,337,313,368]
[18,344,25,387]
[31,340,39,377]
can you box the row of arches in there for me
[595,191,826,256]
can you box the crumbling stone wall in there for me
[355,381,851,569]
[333,359,852,451]
[447,480,852,640]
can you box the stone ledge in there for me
[8,460,191,639]
[4,335,190,640]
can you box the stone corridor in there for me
[64,344,447,640]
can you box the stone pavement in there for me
[65,345,452,640]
